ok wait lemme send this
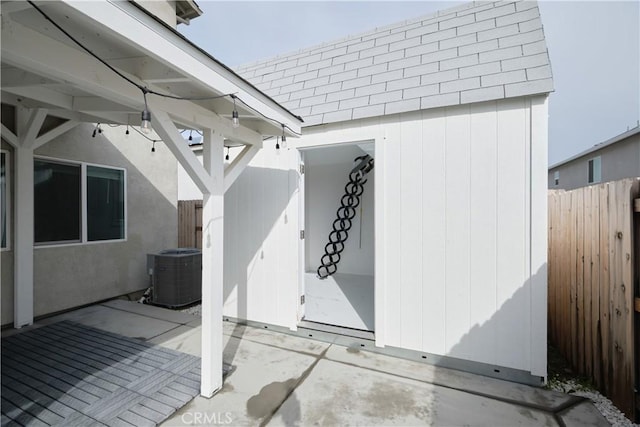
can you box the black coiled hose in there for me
[317,154,374,279]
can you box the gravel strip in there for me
[548,379,637,426]
[179,304,202,317]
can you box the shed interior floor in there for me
[303,272,374,331]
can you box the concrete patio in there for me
[2,300,609,426]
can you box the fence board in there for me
[576,190,584,371]
[567,194,579,364]
[584,186,593,376]
[599,184,611,391]
[178,200,203,249]
[549,178,639,420]
[591,188,601,384]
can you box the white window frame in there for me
[553,170,559,186]
[588,156,601,184]
[34,155,127,248]
[1,150,11,251]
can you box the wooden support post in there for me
[200,129,224,397]
[13,108,46,327]
[13,145,34,328]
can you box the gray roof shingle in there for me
[235,0,553,127]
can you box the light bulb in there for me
[141,108,152,134]
[232,110,239,128]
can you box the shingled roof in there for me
[235,0,553,127]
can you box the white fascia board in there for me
[1,18,261,146]
[63,0,302,136]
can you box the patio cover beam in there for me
[64,0,300,137]
[0,18,262,145]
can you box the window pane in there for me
[1,153,6,248]
[87,166,124,241]
[34,160,81,243]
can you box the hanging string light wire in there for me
[26,0,303,137]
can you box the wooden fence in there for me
[178,200,203,249]
[548,178,640,419]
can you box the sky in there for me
[178,1,640,165]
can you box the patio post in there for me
[13,144,34,328]
[13,107,47,328]
[200,128,224,397]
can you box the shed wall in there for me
[0,124,177,325]
[222,96,548,375]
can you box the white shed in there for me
[220,0,553,385]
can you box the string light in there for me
[281,124,287,148]
[92,123,101,138]
[27,0,303,149]
[231,95,239,128]
[151,141,156,153]
[275,136,280,150]
[188,130,193,141]
[140,89,152,134]
[225,147,230,161]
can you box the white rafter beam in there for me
[62,0,301,135]
[72,97,132,113]
[3,86,73,111]
[224,144,261,192]
[1,67,60,87]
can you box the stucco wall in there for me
[1,124,177,325]
[548,132,640,190]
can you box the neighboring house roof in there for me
[236,0,554,127]
[549,125,640,170]
[176,1,203,22]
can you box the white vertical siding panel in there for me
[248,151,266,322]
[421,108,447,355]
[260,150,283,324]
[495,98,528,369]
[384,119,403,348]
[530,95,549,376]
[374,133,386,346]
[468,102,498,364]
[523,99,532,370]
[399,112,423,350]
[223,169,239,318]
[280,149,300,329]
[444,104,472,358]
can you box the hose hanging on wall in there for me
[317,154,374,279]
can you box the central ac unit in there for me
[147,248,202,308]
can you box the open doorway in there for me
[300,142,375,332]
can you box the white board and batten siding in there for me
[223,95,548,377]
[223,147,300,328]
[384,96,547,375]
